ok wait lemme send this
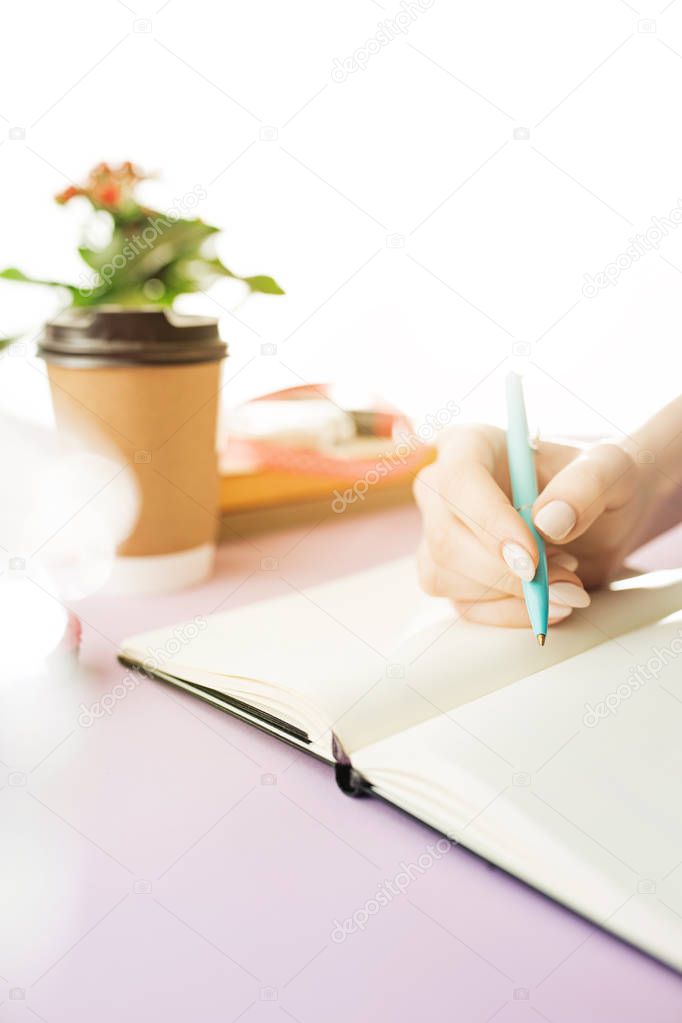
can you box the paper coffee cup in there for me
[40,309,227,594]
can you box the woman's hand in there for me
[414,424,654,627]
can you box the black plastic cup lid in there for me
[39,308,227,367]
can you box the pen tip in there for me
[537,633,546,647]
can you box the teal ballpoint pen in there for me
[505,372,549,646]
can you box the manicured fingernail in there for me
[548,602,573,620]
[534,500,576,540]
[502,541,535,582]
[549,582,591,608]
[550,552,579,571]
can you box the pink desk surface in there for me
[4,504,682,1023]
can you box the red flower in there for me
[96,184,120,207]
[54,161,145,212]
[55,184,82,205]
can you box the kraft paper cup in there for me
[40,309,227,594]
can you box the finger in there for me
[418,536,590,607]
[434,431,540,581]
[418,541,511,602]
[453,597,574,628]
[548,550,578,572]
[417,489,529,597]
[532,443,636,544]
[548,576,590,608]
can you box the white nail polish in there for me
[549,582,591,608]
[502,541,535,582]
[548,602,573,619]
[534,500,576,540]
[550,552,579,572]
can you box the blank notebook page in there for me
[354,609,682,969]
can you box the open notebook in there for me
[119,557,682,970]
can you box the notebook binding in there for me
[331,733,368,797]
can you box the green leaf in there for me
[77,246,105,271]
[202,257,237,279]
[78,218,219,293]
[0,267,77,292]
[1,205,283,315]
[242,274,285,295]
[201,259,284,294]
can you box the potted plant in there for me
[0,162,283,593]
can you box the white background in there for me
[1,0,682,440]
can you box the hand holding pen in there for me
[412,390,663,628]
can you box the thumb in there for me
[532,443,636,544]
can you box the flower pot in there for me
[39,309,227,594]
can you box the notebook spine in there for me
[331,733,369,797]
